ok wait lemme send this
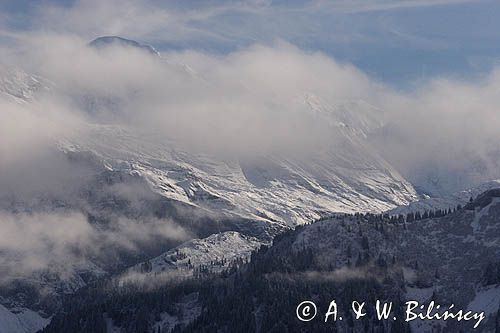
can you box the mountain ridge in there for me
[89,36,160,56]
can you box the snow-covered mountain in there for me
[288,189,500,332]
[0,65,53,103]
[7,36,498,332]
[0,37,422,332]
[0,41,419,226]
[124,231,262,283]
[63,121,417,227]
[40,188,500,332]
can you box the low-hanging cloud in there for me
[3,34,387,155]
[0,211,190,284]
[375,70,500,194]
[2,31,500,190]
[1,18,500,288]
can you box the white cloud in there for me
[0,211,189,282]
[1,7,500,285]
[375,69,500,193]
[2,32,500,192]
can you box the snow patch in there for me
[0,304,49,333]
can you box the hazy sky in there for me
[1,0,500,86]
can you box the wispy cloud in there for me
[1,0,496,87]
[0,211,189,282]
[1,0,484,44]
[310,0,480,13]
[1,0,500,286]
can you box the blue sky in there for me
[1,0,499,86]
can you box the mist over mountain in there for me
[1,27,500,333]
[40,190,500,332]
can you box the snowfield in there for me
[125,231,262,281]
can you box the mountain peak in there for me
[89,36,160,56]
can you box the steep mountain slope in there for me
[0,36,419,332]
[66,121,417,228]
[0,66,52,103]
[123,231,262,282]
[0,39,418,225]
[41,189,500,332]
